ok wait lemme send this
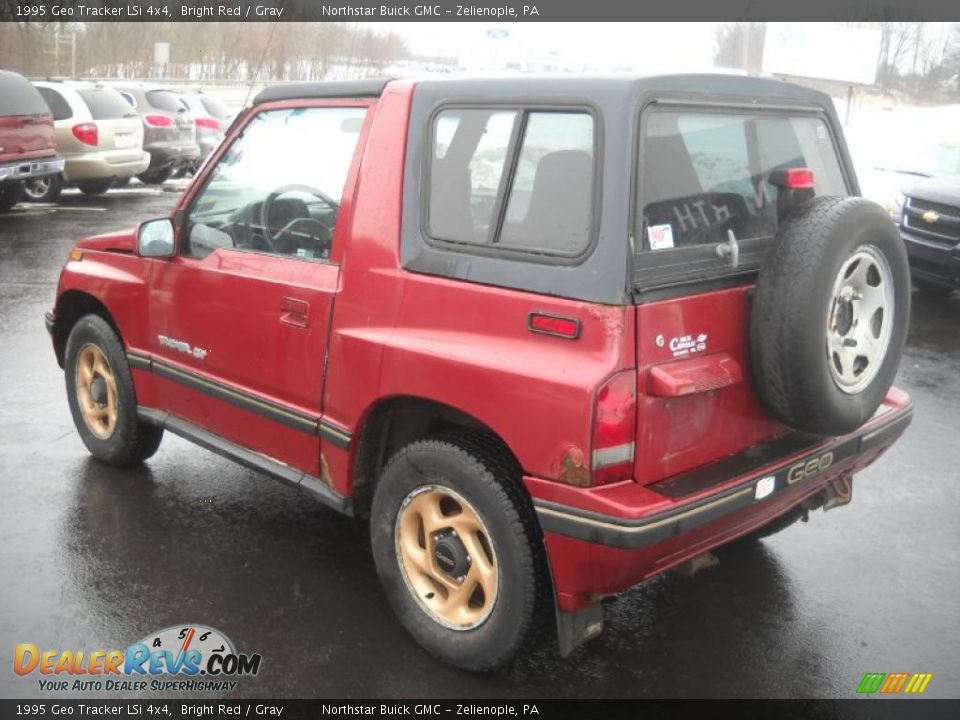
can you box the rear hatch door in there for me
[632,105,852,485]
[145,89,195,147]
[0,71,56,164]
[76,87,144,155]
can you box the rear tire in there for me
[78,179,113,196]
[370,432,548,671]
[22,174,63,203]
[0,182,24,212]
[136,168,172,185]
[65,315,163,466]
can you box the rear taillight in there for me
[144,114,174,128]
[71,123,98,146]
[591,370,637,485]
[195,117,220,130]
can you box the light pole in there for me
[486,28,509,71]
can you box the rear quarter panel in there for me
[324,82,634,488]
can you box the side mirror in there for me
[137,218,176,258]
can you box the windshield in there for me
[145,89,185,114]
[874,140,960,178]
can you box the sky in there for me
[373,22,722,73]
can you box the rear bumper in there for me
[62,151,150,182]
[145,142,201,170]
[901,227,960,287]
[527,391,913,611]
[0,155,65,184]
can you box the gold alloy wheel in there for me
[395,485,499,630]
[75,344,118,440]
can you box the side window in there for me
[428,108,595,258]
[119,92,136,108]
[184,106,367,261]
[429,109,516,245]
[37,87,73,121]
[499,113,594,253]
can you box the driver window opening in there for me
[184,106,368,261]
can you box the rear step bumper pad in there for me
[533,405,912,550]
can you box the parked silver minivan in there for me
[27,81,148,202]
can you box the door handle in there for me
[279,297,309,328]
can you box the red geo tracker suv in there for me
[47,75,912,670]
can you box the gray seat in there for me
[500,149,593,253]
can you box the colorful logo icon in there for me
[857,672,932,695]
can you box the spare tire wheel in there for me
[750,197,910,436]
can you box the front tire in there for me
[65,315,163,466]
[370,433,548,671]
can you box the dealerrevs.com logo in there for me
[14,624,262,693]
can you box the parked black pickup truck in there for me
[899,176,960,295]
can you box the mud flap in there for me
[556,603,604,657]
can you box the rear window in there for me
[145,89,185,114]
[635,110,847,287]
[37,87,72,121]
[199,95,228,119]
[428,107,595,258]
[0,71,50,116]
[78,88,137,120]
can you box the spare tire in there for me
[750,196,910,436]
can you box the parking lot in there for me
[1,186,958,699]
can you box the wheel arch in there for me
[52,290,124,368]
[350,395,526,516]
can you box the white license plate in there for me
[114,133,137,149]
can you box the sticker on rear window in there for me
[648,223,674,250]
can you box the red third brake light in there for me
[71,123,98,146]
[195,117,221,130]
[144,114,174,128]
[592,370,637,485]
[784,167,815,189]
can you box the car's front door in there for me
[147,101,370,478]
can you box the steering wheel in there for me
[270,217,332,257]
[259,184,338,250]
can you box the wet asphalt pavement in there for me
[0,187,958,700]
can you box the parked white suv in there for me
[25,81,149,202]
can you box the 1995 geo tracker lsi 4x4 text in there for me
[46,74,913,670]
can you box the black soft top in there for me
[253,79,390,104]
[253,73,834,110]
